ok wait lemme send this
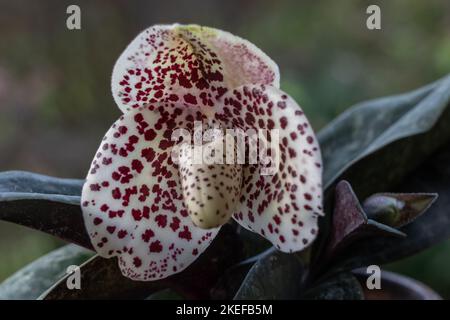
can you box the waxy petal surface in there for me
[215,85,323,252]
[112,24,279,113]
[81,106,219,281]
[177,25,280,89]
[178,141,243,229]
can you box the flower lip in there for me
[177,137,243,229]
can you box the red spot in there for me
[112,172,120,181]
[134,113,144,123]
[144,129,157,141]
[288,148,297,158]
[154,90,163,99]
[149,240,163,253]
[155,214,167,228]
[132,209,143,221]
[131,159,144,173]
[141,148,156,162]
[112,188,121,199]
[117,230,128,239]
[180,209,189,217]
[90,184,101,191]
[133,257,142,268]
[118,126,128,134]
[106,226,116,234]
[300,175,307,184]
[192,248,199,256]
[183,93,197,104]
[167,180,177,188]
[142,229,155,242]
[178,74,192,88]
[178,226,192,241]
[273,215,281,225]
[158,139,172,150]
[170,217,181,231]
[277,101,287,109]
[290,132,297,140]
[280,117,288,129]
[93,217,103,225]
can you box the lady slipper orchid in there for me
[81,24,323,281]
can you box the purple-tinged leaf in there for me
[330,143,450,272]
[321,181,404,266]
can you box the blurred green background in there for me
[0,0,449,297]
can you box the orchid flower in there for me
[81,24,323,281]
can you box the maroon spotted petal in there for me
[112,24,280,113]
[81,106,219,281]
[216,85,323,252]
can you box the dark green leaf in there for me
[302,272,364,300]
[40,225,244,300]
[319,75,450,198]
[0,244,93,300]
[146,289,183,300]
[0,171,92,249]
[234,250,307,300]
[211,248,275,299]
[0,171,83,195]
[39,255,163,300]
[0,194,92,250]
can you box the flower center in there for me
[177,137,243,229]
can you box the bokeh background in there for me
[1,0,450,297]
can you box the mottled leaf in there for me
[0,244,93,300]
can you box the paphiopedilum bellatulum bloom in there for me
[81,24,323,281]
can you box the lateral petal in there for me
[216,85,323,252]
[81,106,219,281]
